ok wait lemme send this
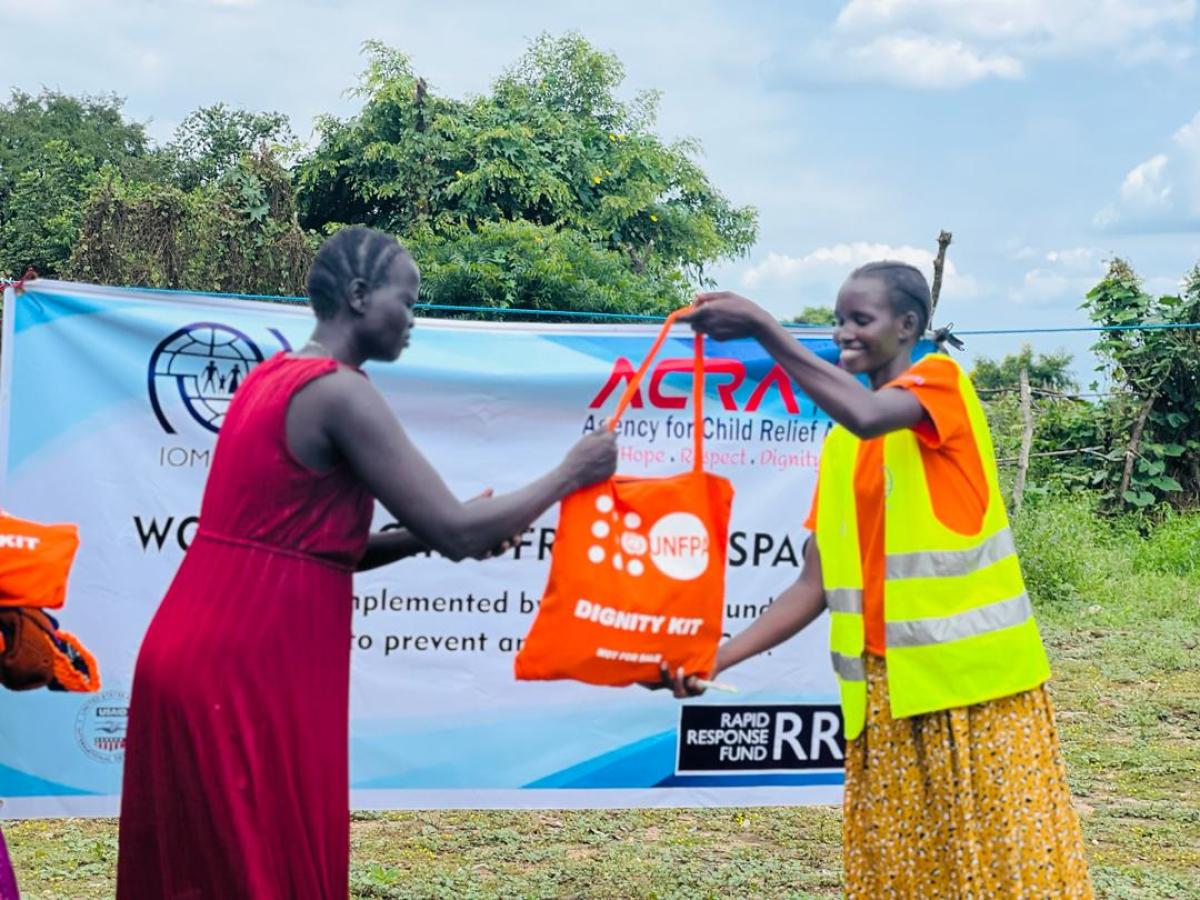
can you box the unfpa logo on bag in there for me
[148,322,290,434]
[586,495,710,582]
[648,512,710,580]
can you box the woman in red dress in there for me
[116,226,617,899]
[0,826,17,900]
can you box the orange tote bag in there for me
[515,309,734,686]
[0,512,80,610]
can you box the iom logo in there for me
[148,323,288,434]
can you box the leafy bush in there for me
[1012,493,1127,605]
[67,151,315,297]
[1131,508,1200,577]
[1084,260,1200,509]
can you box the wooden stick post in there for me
[930,230,953,320]
[1119,394,1157,504]
[1012,366,1034,512]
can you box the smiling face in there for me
[358,253,420,362]
[833,275,919,378]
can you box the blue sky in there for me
[4,0,1200,378]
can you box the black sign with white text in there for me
[676,704,845,773]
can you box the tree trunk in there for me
[1011,366,1034,512]
[1118,394,1157,503]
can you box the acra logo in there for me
[147,322,290,434]
[589,357,801,413]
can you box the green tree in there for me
[167,103,295,191]
[1083,259,1200,509]
[0,90,159,277]
[67,149,314,297]
[408,219,684,318]
[970,344,1077,393]
[788,306,836,327]
[296,35,757,316]
[973,346,1100,497]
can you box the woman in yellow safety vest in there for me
[669,261,1093,898]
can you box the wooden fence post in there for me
[930,230,953,320]
[1012,366,1034,512]
[1118,394,1157,504]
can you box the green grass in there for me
[7,495,1199,898]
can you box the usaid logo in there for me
[75,690,130,764]
[147,323,290,434]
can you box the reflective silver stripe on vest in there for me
[831,651,865,682]
[885,527,1017,581]
[826,588,864,614]
[886,592,1033,649]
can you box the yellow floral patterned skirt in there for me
[843,654,1094,898]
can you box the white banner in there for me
[0,280,849,817]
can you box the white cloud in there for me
[1091,206,1120,229]
[836,0,1195,57]
[766,31,1023,91]
[1146,274,1186,296]
[839,35,1023,89]
[1120,154,1173,212]
[742,241,977,299]
[1114,37,1195,67]
[1009,245,1108,306]
[139,51,163,76]
[1010,245,1039,260]
[1097,112,1200,232]
[0,0,99,22]
[1010,269,1093,306]
[1009,247,1184,307]
[1044,247,1099,270]
[769,0,1196,90]
[1013,265,1186,307]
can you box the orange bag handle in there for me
[607,308,704,473]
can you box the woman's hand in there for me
[463,488,522,559]
[680,292,777,342]
[560,429,618,491]
[641,660,713,698]
[642,542,827,694]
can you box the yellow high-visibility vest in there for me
[815,354,1050,740]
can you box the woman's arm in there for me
[356,528,428,572]
[713,537,826,677]
[681,293,925,439]
[355,490,519,572]
[318,371,616,562]
[656,537,827,697]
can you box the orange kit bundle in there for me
[515,309,734,686]
[0,512,79,610]
[0,511,99,692]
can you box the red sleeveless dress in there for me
[118,355,374,899]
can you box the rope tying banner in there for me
[0,267,38,295]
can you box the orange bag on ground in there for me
[0,513,79,610]
[515,310,734,686]
[0,607,101,692]
[0,512,99,692]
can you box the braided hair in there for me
[306,226,410,320]
[850,261,932,336]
